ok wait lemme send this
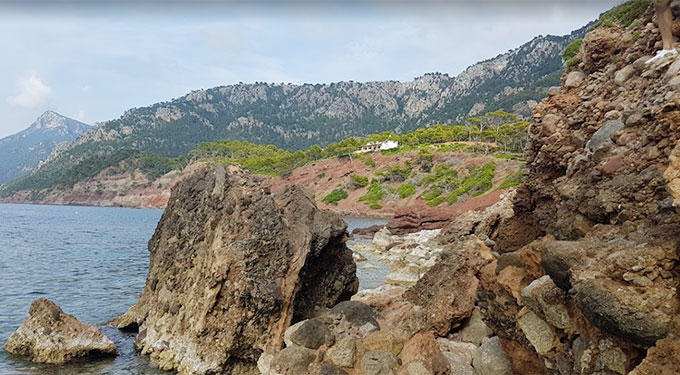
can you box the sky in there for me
[0,0,623,138]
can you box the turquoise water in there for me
[0,203,386,375]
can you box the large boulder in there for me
[116,165,358,374]
[4,298,116,364]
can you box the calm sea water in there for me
[0,203,387,375]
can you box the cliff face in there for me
[468,3,680,374]
[116,165,358,374]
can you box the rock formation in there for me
[426,3,680,374]
[4,298,116,364]
[116,164,358,374]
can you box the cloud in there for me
[77,109,86,121]
[7,73,52,109]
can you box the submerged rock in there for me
[4,298,116,364]
[116,165,358,374]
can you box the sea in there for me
[0,203,388,375]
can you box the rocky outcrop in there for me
[445,3,680,374]
[115,165,358,374]
[4,298,116,364]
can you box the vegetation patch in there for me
[420,162,496,207]
[594,0,651,28]
[359,180,388,209]
[323,188,348,206]
[397,183,416,199]
[498,170,523,190]
[349,174,370,189]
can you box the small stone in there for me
[472,337,513,375]
[270,346,316,375]
[565,71,586,88]
[257,353,274,374]
[517,311,556,356]
[290,319,332,349]
[319,363,349,375]
[362,331,404,357]
[615,65,635,85]
[326,337,356,368]
[437,338,478,365]
[457,307,493,346]
[361,350,399,375]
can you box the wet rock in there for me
[472,336,513,375]
[116,165,357,374]
[4,298,117,364]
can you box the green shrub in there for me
[385,164,412,182]
[418,149,435,172]
[498,170,523,190]
[397,183,416,199]
[420,162,496,207]
[562,39,582,61]
[595,0,651,28]
[369,202,383,210]
[317,172,325,179]
[359,180,387,208]
[363,156,376,167]
[349,174,370,189]
[323,188,348,206]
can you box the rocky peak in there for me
[28,110,91,135]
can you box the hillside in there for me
[0,111,92,185]
[0,23,587,199]
[0,113,526,216]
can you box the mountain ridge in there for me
[0,21,590,197]
[0,111,92,185]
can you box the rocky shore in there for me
[5,2,680,374]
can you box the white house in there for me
[358,141,399,153]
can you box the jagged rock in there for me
[472,337,513,375]
[476,5,680,374]
[402,239,492,336]
[116,165,357,374]
[397,332,449,375]
[4,298,116,364]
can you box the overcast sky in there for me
[0,0,623,138]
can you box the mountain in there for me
[0,23,589,197]
[0,111,93,185]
